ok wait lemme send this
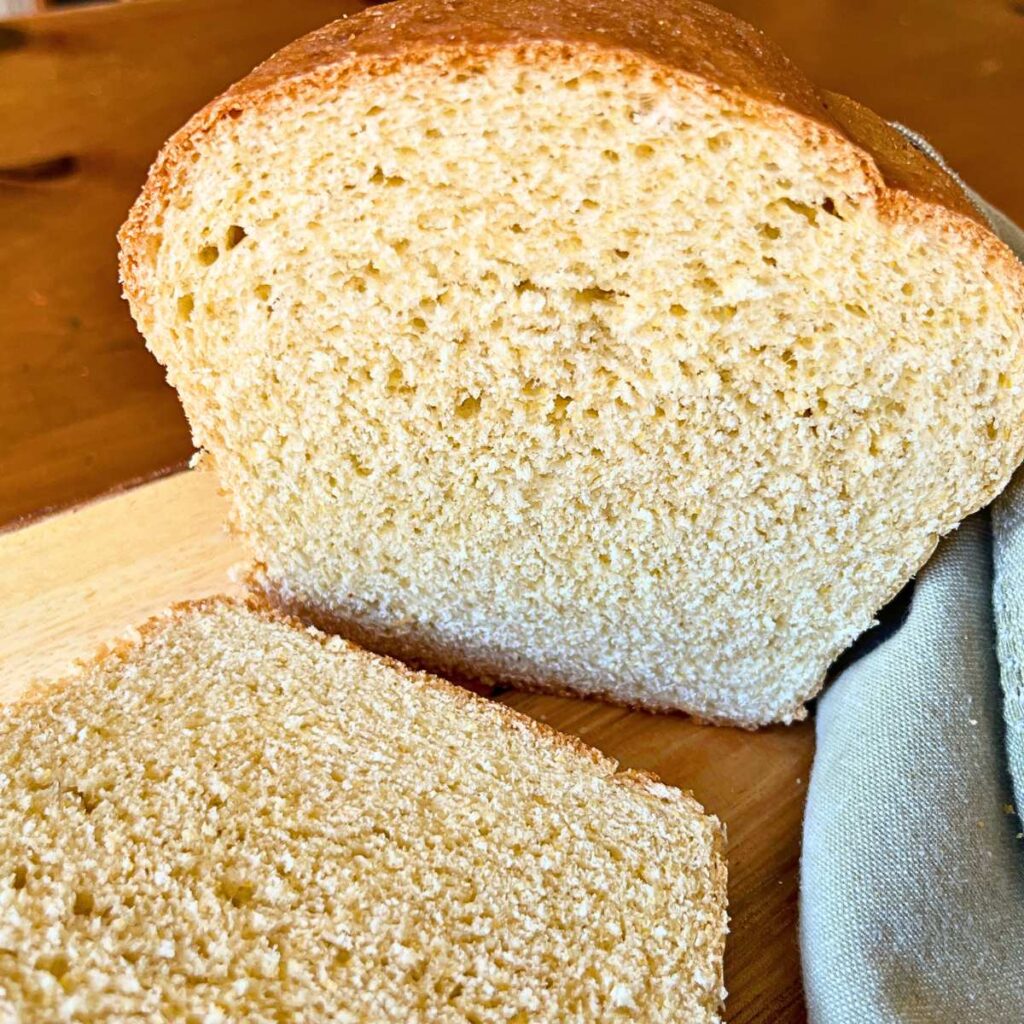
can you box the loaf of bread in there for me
[0,599,726,1022]
[120,0,1024,725]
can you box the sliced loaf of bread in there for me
[0,599,726,1023]
[120,0,1024,725]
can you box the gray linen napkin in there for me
[801,146,1024,1022]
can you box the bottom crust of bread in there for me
[252,574,802,729]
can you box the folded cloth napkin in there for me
[801,138,1024,1023]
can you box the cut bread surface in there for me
[0,599,726,1023]
[120,0,1024,725]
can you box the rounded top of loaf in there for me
[121,0,1023,320]
[220,0,984,223]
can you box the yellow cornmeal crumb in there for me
[0,600,726,1023]
[122,35,1024,727]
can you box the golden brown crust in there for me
[119,0,1022,344]
[819,91,981,224]
[228,0,827,120]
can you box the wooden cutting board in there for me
[0,470,813,1023]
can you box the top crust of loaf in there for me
[120,0,1023,314]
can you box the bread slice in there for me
[0,598,726,1023]
[119,0,1024,726]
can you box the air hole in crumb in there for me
[225,224,247,249]
[13,865,27,890]
[581,198,599,209]
[635,143,655,158]
[565,76,579,91]
[73,890,94,916]
[999,371,1012,389]
[901,281,914,296]
[669,303,686,317]
[197,244,219,266]
[510,222,524,234]
[573,286,618,304]
[707,134,728,152]
[778,197,818,225]
[177,294,194,321]
[348,454,372,477]
[547,395,572,423]
[425,127,440,139]
[601,149,620,163]
[391,238,410,254]
[366,105,383,116]
[74,788,100,814]
[844,302,868,318]
[614,248,630,259]
[758,222,781,240]
[219,878,256,908]
[822,196,842,218]
[254,284,272,301]
[455,396,481,419]
[987,421,999,440]
[36,954,69,980]
[410,316,427,331]
[370,166,385,184]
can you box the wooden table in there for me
[1,1,1021,1020]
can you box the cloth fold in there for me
[801,161,1024,1022]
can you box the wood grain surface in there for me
[0,468,815,1023]
[0,0,363,527]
